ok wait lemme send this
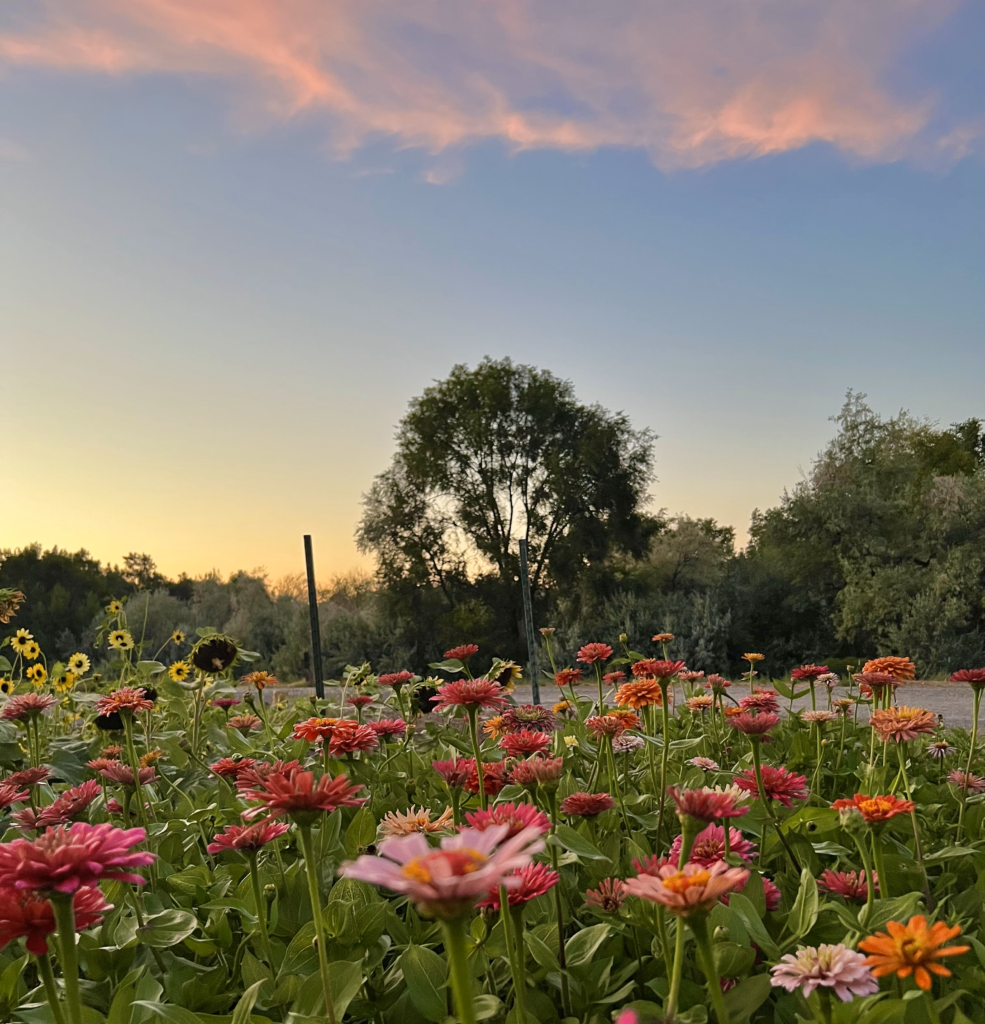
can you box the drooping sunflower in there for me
[106,599,123,615]
[107,629,135,651]
[191,635,239,674]
[168,660,191,682]
[0,589,25,624]
[26,664,47,687]
[9,629,33,654]
[67,653,90,675]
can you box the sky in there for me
[2,0,983,585]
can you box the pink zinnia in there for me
[739,690,781,715]
[733,766,809,807]
[340,823,544,919]
[790,665,830,682]
[0,784,28,810]
[14,781,101,831]
[431,679,508,712]
[819,870,873,900]
[5,768,51,788]
[729,712,780,736]
[624,860,749,917]
[770,944,878,1001]
[585,878,628,912]
[98,764,157,788]
[0,823,154,893]
[2,694,57,721]
[368,718,407,738]
[499,730,552,758]
[670,824,756,867]
[688,757,719,772]
[477,862,559,909]
[0,885,111,955]
[348,695,375,708]
[445,644,479,661]
[433,757,473,789]
[951,668,985,690]
[725,874,782,912]
[207,822,290,854]
[378,671,415,689]
[465,801,551,838]
[948,770,985,794]
[631,660,685,680]
[212,698,240,710]
[560,792,615,817]
[667,786,749,823]
[577,643,613,665]
[242,769,366,824]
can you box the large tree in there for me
[357,358,656,659]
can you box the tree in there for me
[357,358,656,660]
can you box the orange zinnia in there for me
[832,792,914,823]
[869,706,937,743]
[608,709,642,731]
[859,915,968,990]
[614,679,665,709]
[862,656,916,682]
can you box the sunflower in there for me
[67,653,90,675]
[107,600,123,615]
[168,660,191,682]
[108,629,135,651]
[9,629,33,654]
[0,679,14,696]
[22,641,41,661]
[54,672,77,693]
[171,630,185,645]
[26,664,47,687]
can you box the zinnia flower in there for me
[614,680,665,709]
[444,645,479,661]
[862,657,915,682]
[688,757,719,772]
[328,721,380,756]
[668,786,750,823]
[378,671,415,689]
[95,688,153,716]
[242,769,366,825]
[98,764,157,788]
[0,823,154,893]
[210,757,256,778]
[584,878,628,912]
[819,870,873,900]
[477,862,558,909]
[379,806,455,838]
[241,671,279,690]
[431,679,508,712]
[733,766,809,807]
[631,660,685,680]
[348,694,374,709]
[0,885,111,955]
[499,730,552,758]
[501,705,557,733]
[947,770,985,794]
[1,694,57,721]
[577,643,613,665]
[859,915,969,990]
[653,633,675,643]
[6,768,51,788]
[292,717,339,742]
[13,781,101,831]
[602,671,626,685]
[670,824,756,867]
[227,714,262,734]
[739,690,781,714]
[465,760,507,796]
[855,672,898,697]
[234,760,301,792]
[831,793,914,823]
[802,710,838,724]
[509,757,563,789]
[730,712,780,735]
[770,944,879,1001]
[790,664,829,682]
[367,718,407,739]
[624,861,749,917]
[0,785,28,810]
[207,822,290,853]
[950,668,985,690]
[560,792,615,817]
[555,669,583,687]
[432,758,472,789]
[870,706,937,744]
[686,695,713,713]
[612,734,645,753]
[340,824,545,919]
[742,653,765,664]
[586,715,626,737]
[465,802,550,837]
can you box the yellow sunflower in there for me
[108,629,134,651]
[67,652,90,675]
[107,599,123,615]
[171,630,185,645]
[26,664,47,687]
[54,672,76,693]
[168,660,191,682]
[10,629,34,654]
[0,679,14,696]
[23,641,41,661]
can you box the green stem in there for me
[871,833,889,899]
[690,914,728,1024]
[655,682,672,851]
[664,915,686,1022]
[299,826,338,1024]
[122,714,150,833]
[49,895,83,1024]
[36,952,67,1024]
[606,737,633,843]
[958,688,982,841]
[507,903,528,1024]
[595,663,605,715]
[816,987,833,1024]
[751,738,799,872]
[544,797,570,1017]
[850,833,876,920]
[249,854,276,975]
[442,916,477,1024]
[466,708,486,811]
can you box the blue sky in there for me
[2,0,983,581]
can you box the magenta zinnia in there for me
[464,801,551,838]
[670,824,756,867]
[1,694,57,720]
[0,885,111,955]
[477,862,559,909]
[499,730,552,757]
[367,717,407,738]
[819,870,873,900]
[207,822,290,853]
[733,766,809,807]
[13,781,101,831]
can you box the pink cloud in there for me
[0,0,976,169]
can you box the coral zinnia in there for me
[432,758,473,789]
[624,861,749,917]
[499,730,552,758]
[95,687,153,716]
[859,915,968,990]
[770,944,878,1001]
[210,757,257,778]
[465,801,551,838]
[431,678,509,712]
[242,769,366,825]
[465,760,507,796]
[241,671,279,690]
[341,824,545,919]
[509,756,564,789]
[870,706,937,743]
[379,806,455,838]
[831,793,914,823]
[614,679,665,709]
[5,767,50,788]
[686,695,714,713]
[818,870,873,900]
[862,656,915,682]
[207,822,290,853]
[477,862,559,909]
[729,712,780,735]
[584,878,628,913]
[950,668,985,690]
[377,671,415,689]
[586,714,627,737]
[444,644,479,661]
[367,717,407,738]
[733,766,809,807]
[739,690,781,714]
[670,824,756,867]
[0,885,111,955]
[0,823,154,893]
[227,714,262,734]
[631,660,685,680]
[560,792,616,817]
[790,665,829,681]
[292,717,339,742]
[328,720,380,756]
[13,781,101,831]
[502,704,557,733]
[1,694,57,720]
[668,786,750,823]
[555,668,584,687]
[577,643,613,665]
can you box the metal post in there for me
[518,539,539,705]
[303,535,325,700]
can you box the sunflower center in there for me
[662,869,711,894]
[402,848,487,883]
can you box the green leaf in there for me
[788,866,819,938]
[428,659,463,673]
[231,981,266,1024]
[137,909,199,947]
[722,974,772,1022]
[136,661,166,675]
[727,894,780,960]
[399,944,448,1023]
[131,1002,201,1024]
[564,924,611,967]
[344,807,377,857]
[549,824,610,862]
[524,931,560,971]
[924,846,976,862]
[326,962,365,1020]
[0,955,27,1004]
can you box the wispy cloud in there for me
[1,0,979,170]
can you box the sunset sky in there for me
[3,0,983,584]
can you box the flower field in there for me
[2,601,985,1024]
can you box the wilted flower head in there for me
[207,822,290,853]
[191,635,238,673]
[862,656,915,682]
[870,706,937,743]
[560,792,616,818]
[431,678,509,711]
[947,770,985,794]
[379,806,455,838]
[465,801,551,838]
[733,766,809,807]
[584,878,628,913]
[624,860,749,917]
[432,758,472,790]
[770,944,879,1001]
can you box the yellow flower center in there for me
[662,869,711,894]
[401,848,488,884]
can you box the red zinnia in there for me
[0,885,111,955]
[6,768,51,788]
[510,756,564,789]
[377,671,415,689]
[328,721,380,756]
[465,760,507,796]
[212,697,241,710]
[499,730,552,758]
[293,717,340,742]
[477,862,559,909]
[560,792,616,817]
[730,712,780,735]
[603,671,627,685]
[95,688,154,716]
[431,679,509,711]
[2,694,57,720]
[577,643,613,665]
[555,669,584,687]
[432,758,473,789]
[668,786,749,823]
[733,766,809,807]
[790,665,829,682]
[0,785,29,810]
[13,781,101,831]
[950,668,985,690]
[464,801,551,838]
[0,823,154,893]
[242,768,366,824]
[210,757,257,778]
[445,644,479,661]
[631,660,685,680]
[207,822,290,853]
[98,764,157,788]
[819,869,873,900]
[367,718,407,738]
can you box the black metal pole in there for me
[518,539,539,705]
[303,535,325,700]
